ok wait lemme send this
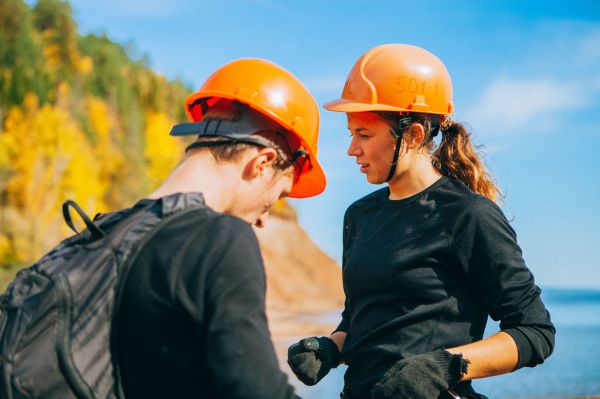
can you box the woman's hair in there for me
[189,100,297,173]
[376,111,501,202]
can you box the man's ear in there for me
[244,147,278,180]
[405,123,425,149]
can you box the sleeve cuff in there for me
[332,319,349,335]
[503,327,533,369]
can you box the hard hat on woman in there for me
[324,44,454,115]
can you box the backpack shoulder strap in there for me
[160,191,206,217]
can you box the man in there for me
[115,59,326,398]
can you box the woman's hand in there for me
[287,336,341,386]
[371,350,468,399]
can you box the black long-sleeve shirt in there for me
[336,177,555,396]
[116,199,299,399]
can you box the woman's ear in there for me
[405,123,425,149]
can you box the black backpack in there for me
[0,192,205,399]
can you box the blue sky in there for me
[65,0,600,288]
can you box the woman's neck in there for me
[387,156,442,200]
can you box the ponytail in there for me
[375,111,501,202]
[432,121,500,202]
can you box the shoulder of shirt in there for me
[442,178,505,219]
[211,212,256,238]
[155,206,256,241]
[151,208,261,275]
[345,187,388,215]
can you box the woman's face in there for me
[346,112,397,184]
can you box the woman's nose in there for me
[347,137,362,157]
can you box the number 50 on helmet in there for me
[185,59,326,198]
[324,44,454,116]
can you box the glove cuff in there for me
[431,350,469,386]
[319,336,342,368]
[302,336,341,368]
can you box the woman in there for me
[287,44,555,399]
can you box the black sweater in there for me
[336,177,555,396]
[116,200,298,399]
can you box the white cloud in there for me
[465,78,589,135]
[465,29,600,137]
[576,30,600,67]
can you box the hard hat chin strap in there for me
[385,114,412,182]
[385,131,403,182]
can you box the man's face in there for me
[252,169,294,228]
[232,154,295,228]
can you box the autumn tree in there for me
[0,0,190,282]
[0,0,49,114]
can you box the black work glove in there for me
[287,336,341,386]
[371,350,469,399]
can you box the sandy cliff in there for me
[253,206,344,337]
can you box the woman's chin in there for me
[365,173,386,185]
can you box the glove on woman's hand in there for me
[371,350,469,399]
[287,336,341,386]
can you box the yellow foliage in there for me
[0,118,13,169]
[0,95,106,263]
[0,234,10,263]
[56,81,71,109]
[85,96,125,208]
[0,4,197,272]
[22,91,39,113]
[40,29,81,78]
[87,97,108,136]
[0,95,188,266]
[78,56,93,76]
[42,41,62,70]
[144,111,183,189]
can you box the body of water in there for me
[291,288,600,398]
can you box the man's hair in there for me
[188,100,299,172]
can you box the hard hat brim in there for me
[289,159,327,198]
[323,98,453,115]
[323,98,410,113]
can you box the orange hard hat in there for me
[185,58,325,198]
[324,44,454,115]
